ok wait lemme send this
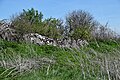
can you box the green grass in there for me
[0,39,120,80]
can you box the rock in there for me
[23,33,89,48]
[23,33,57,46]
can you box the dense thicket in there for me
[0,8,119,41]
[65,10,98,40]
[10,8,64,40]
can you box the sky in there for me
[0,0,120,34]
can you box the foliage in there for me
[0,39,120,80]
[72,26,92,40]
[1,8,120,80]
[1,9,120,80]
[10,8,64,40]
[65,10,97,40]
[11,8,44,35]
[42,18,64,39]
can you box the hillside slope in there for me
[0,39,120,80]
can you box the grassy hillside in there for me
[0,39,120,80]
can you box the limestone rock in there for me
[23,33,89,48]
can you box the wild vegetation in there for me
[0,8,120,80]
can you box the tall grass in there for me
[0,39,120,80]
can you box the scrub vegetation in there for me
[0,8,120,80]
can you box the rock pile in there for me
[23,33,57,46]
[23,33,89,48]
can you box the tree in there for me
[72,27,91,41]
[65,10,97,40]
[11,8,64,40]
[11,8,44,37]
[43,18,64,40]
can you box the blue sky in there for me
[0,0,120,33]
